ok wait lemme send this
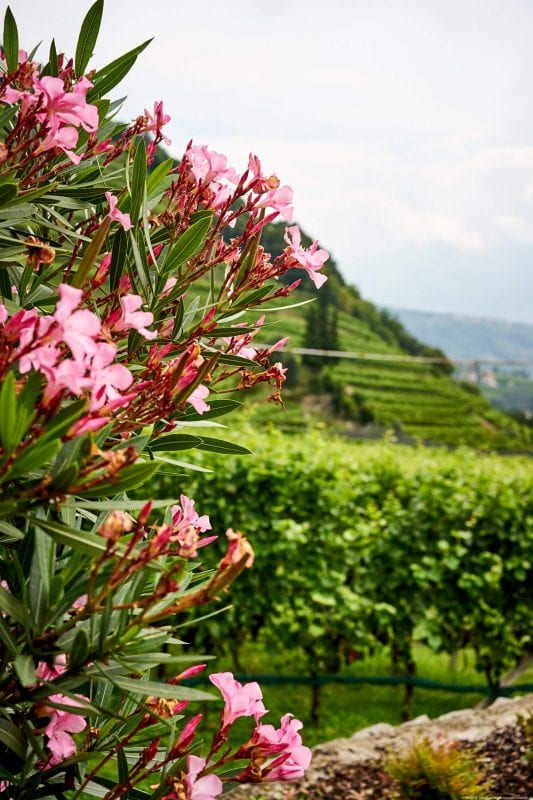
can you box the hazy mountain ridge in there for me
[386,307,533,364]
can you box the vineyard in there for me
[146,428,533,723]
[235,223,533,451]
[245,294,532,450]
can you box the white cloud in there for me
[7,0,533,319]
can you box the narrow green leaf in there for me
[66,498,176,510]
[196,436,252,455]
[179,398,242,421]
[0,583,25,624]
[48,38,59,76]
[87,39,152,101]
[149,434,202,452]
[32,516,108,558]
[39,399,87,443]
[0,371,17,451]
[29,526,52,631]
[0,184,17,208]
[0,519,24,542]
[6,439,60,479]
[14,654,37,687]
[162,215,212,274]
[0,718,26,760]
[110,225,127,291]
[75,0,104,75]
[12,371,40,445]
[71,217,111,289]
[117,748,128,786]
[70,628,90,669]
[130,137,146,224]
[97,674,215,702]
[146,158,174,198]
[77,461,159,498]
[3,7,19,72]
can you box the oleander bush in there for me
[0,2,331,797]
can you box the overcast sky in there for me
[9,0,533,323]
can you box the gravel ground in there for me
[289,723,532,799]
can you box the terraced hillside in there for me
[240,224,531,451]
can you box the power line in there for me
[272,346,533,368]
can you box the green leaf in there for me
[0,582,25,624]
[71,217,111,288]
[48,38,59,76]
[6,439,60,479]
[96,674,215,702]
[130,137,147,224]
[13,371,40,444]
[87,39,152,101]
[110,225,127,291]
[75,0,104,75]
[70,628,90,669]
[0,718,26,760]
[0,183,17,208]
[0,371,17,452]
[32,516,108,558]
[180,399,242,421]
[146,158,174,198]
[162,214,212,274]
[0,519,24,542]
[149,434,202,453]
[29,526,52,630]
[3,7,19,72]
[14,654,37,687]
[40,399,87,443]
[66,498,176,510]
[196,437,251,455]
[77,461,160,498]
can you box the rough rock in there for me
[227,693,533,799]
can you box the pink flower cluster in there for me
[1,284,157,416]
[185,146,294,222]
[151,494,216,559]
[284,225,329,289]
[169,671,311,798]
[34,655,89,766]
[42,694,88,766]
[249,713,312,781]
[1,55,99,163]
[209,672,267,729]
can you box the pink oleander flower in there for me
[42,358,90,401]
[256,184,294,222]
[114,294,157,340]
[144,100,171,144]
[36,654,67,682]
[105,192,132,231]
[283,225,328,289]
[0,304,7,325]
[88,341,134,411]
[209,672,267,728]
[177,713,203,748]
[185,755,223,800]
[52,283,101,361]
[220,529,255,569]
[34,76,98,133]
[188,384,210,414]
[251,714,312,781]
[169,494,216,557]
[43,694,88,766]
[36,119,82,164]
[186,144,239,185]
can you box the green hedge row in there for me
[147,431,533,705]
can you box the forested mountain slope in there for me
[244,223,531,450]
